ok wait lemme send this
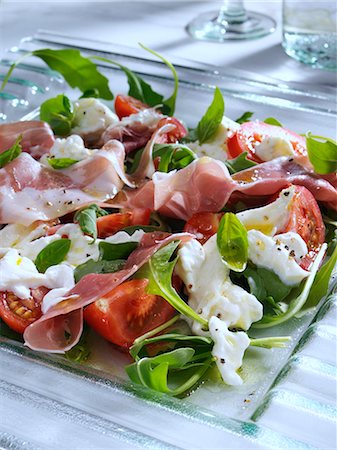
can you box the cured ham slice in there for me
[0,140,130,226]
[102,109,163,154]
[115,157,236,220]
[233,156,337,210]
[23,232,192,352]
[0,121,55,159]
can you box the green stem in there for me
[0,52,32,91]
[249,336,291,349]
[132,315,180,347]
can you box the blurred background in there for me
[0,0,336,86]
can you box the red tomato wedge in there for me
[83,279,176,349]
[97,209,151,238]
[227,121,307,162]
[114,95,149,119]
[156,117,188,143]
[0,287,48,334]
[184,212,223,245]
[280,186,325,270]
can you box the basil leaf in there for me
[80,88,99,99]
[74,258,125,283]
[217,213,248,272]
[224,151,257,174]
[0,135,22,168]
[74,205,98,241]
[47,157,78,169]
[40,94,75,135]
[65,326,90,362]
[306,133,337,174]
[196,87,225,145]
[121,225,161,235]
[136,241,208,327]
[1,49,113,100]
[98,241,138,261]
[74,204,108,241]
[264,117,283,127]
[35,238,71,273]
[235,111,253,124]
[153,143,196,172]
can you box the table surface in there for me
[0,0,336,87]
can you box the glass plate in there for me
[0,31,336,450]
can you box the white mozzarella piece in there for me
[42,135,94,164]
[188,115,240,160]
[248,230,309,286]
[105,229,145,244]
[237,186,295,236]
[0,223,50,249]
[118,108,162,128]
[254,136,294,161]
[274,232,308,263]
[176,235,263,334]
[0,249,75,305]
[72,98,118,134]
[209,316,250,386]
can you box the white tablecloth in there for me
[0,0,336,87]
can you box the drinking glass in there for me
[186,0,276,41]
[282,0,337,70]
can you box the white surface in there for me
[0,0,336,87]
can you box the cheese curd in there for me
[0,249,74,311]
[254,136,294,161]
[237,186,295,236]
[43,135,94,163]
[209,316,250,386]
[72,98,118,134]
[119,108,162,128]
[176,235,262,386]
[248,230,309,286]
[188,115,240,160]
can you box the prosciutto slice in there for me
[23,232,192,353]
[102,109,163,154]
[233,156,337,210]
[115,157,236,220]
[0,121,55,159]
[0,140,130,225]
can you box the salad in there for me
[0,46,336,397]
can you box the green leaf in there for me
[217,213,248,272]
[33,49,113,100]
[65,326,90,362]
[139,44,179,116]
[264,117,283,127]
[1,49,113,99]
[243,266,292,304]
[153,143,196,172]
[235,111,253,124]
[196,87,225,145]
[80,88,100,99]
[35,238,71,273]
[136,241,208,327]
[0,135,22,168]
[40,94,75,135]
[304,242,337,311]
[47,157,78,169]
[74,204,108,242]
[98,241,138,261]
[254,244,328,328]
[74,258,125,283]
[306,133,337,174]
[224,151,257,174]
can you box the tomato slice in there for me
[227,121,306,162]
[184,212,223,245]
[156,117,188,143]
[0,287,47,334]
[280,186,325,270]
[114,95,149,119]
[83,279,176,349]
[97,209,151,238]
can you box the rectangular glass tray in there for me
[0,31,336,450]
